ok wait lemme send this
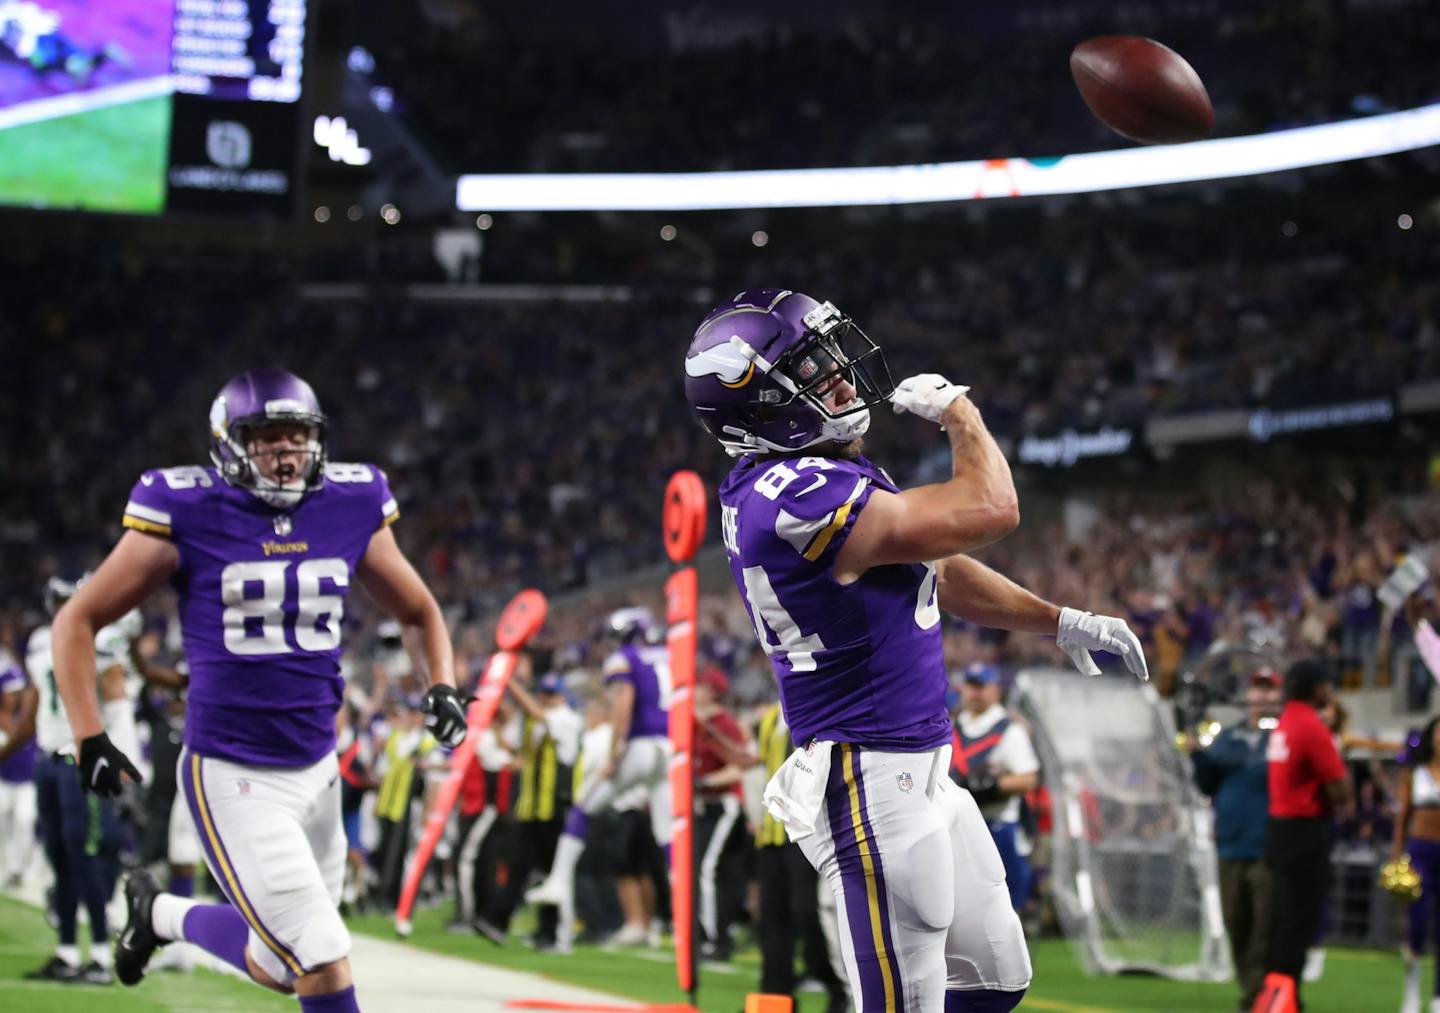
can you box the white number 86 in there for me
[221,558,349,655]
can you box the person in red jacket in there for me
[692,670,752,961]
[1261,660,1353,1008]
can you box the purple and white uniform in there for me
[0,653,37,782]
[603,643,671,740]
[725,453,1031,1011]
[122,460,397,985]
[0,651,38,884]
[719,453,949,751]
[123,462,397,767]
[566,643,673,844]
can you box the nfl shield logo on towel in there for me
[897,771,914,793]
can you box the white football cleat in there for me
[606,922,648,947]
[524,879,567,907]
[1302,947,1325,983]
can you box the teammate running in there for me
[50,367,468,1013]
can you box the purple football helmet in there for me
[606,606,660,645]
[684,289,894,456]
[208,367,327,509]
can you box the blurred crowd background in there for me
[2,0,1439,989]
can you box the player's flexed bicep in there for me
[835,377,1018,581]
[355,525,465,746]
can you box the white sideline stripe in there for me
[123,500,172,525]
[0,75,175,132]
[3,882,641,1011]
[458,101,1440,211]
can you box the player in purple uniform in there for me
[0,647,38,888]
[50,367,469,1013]
[686,290,1148,1012]
[525,607,673,951]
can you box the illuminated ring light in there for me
[457,103,1440,211]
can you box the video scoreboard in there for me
[0,0,310,219]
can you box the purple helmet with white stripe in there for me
[684,289,894,457]
[606,606,660,645]
[208,367,327,509]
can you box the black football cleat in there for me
[115,869,163,986]
[23,955,81,981]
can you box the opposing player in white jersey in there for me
[23,576,142,984]
[50,368,468,1013]
[687,290,1149,1011]
[525,607,673,949]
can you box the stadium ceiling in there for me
[456,103,1440,212]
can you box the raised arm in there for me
[506,676,548,723]
[835,381,1017,581]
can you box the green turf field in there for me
[0,893,291,1012]
[0,888,1414,1011]
[349,905,1413,1012]
[0,94,170,214]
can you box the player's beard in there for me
[813,437,864,460]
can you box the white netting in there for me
[1015,668,1231,982]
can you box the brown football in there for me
[1070,35,1214,145]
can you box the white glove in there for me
[890,373,970,426]
[1055,606,1150,681]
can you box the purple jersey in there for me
[0,654,36,782]
[603,644,670,739]
[719,454,950,751]
[123,463,400,767]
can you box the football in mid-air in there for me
[1069,35,1214,145]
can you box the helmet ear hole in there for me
[743,404,775,426]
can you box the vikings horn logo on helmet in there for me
[684,336,759,389]
[683,289,895,457]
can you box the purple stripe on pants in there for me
[850,748,905,1005]
[825,745,905,1012]
[180,749,306,976]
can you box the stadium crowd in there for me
[352,0,1440,173]
[1,149,1438,1005]
[3,178,1437,617]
